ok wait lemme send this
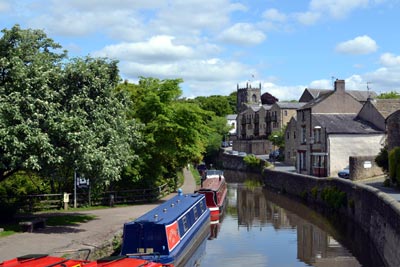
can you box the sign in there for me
[76,175,90,188]
[364,161,372,169]
[63,193,70,203]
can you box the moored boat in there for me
[196,170,227,221]
[0,255,88,267]
[0,254,173,267]
[120,192,210,266]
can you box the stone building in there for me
[286,79,383,177]
[386,110,400,151]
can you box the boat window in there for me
[193,206,199,220]
[182,216,188,232]
[199,201,205,212]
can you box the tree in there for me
[0,25,142,187]
[194,95,233,117]
[0,25,66,182]
[377,91,400,99]
[117,78,211,187]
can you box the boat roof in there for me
[125,193,205,226]
[205,170,224,176]
[200,176,225,191]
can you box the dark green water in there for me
[192,183,385,267]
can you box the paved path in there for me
[0,168,196,262]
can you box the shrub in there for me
[375,145,389,174]
[388,147,400,184]
[320,186,347,210]
[243,154,261,170]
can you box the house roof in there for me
[226,114,237,120]
[300,91,334,110]
[369,99,400,119]
[276,102,306,109]
[313,113,383,134]
[305,88,376,102]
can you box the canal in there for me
[189,182,385,267]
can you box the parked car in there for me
[221,141,229,147]
[238,152,247,157]
[231,150,239,155]
[338,166,350,179]
[269,150,280,161]
[228,141,233,146]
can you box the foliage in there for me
[117,78,211,188]
[377,91,400,99]
[243,154,261,170]
[0,25,143,188]
[311,186,318,199]
[268,125,287,149]
[388,147,400,184]
[375,145,389,174]
[194,95,234,117]
[320,186,347,210]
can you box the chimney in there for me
[334,79,345,93]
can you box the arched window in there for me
[252,94,257,102]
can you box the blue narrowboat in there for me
[120,192,210,266]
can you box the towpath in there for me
[0,168,196,262]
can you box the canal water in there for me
[189,182,385,267]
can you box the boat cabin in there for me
[120,193,210,266]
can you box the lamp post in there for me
[272,135,278,165]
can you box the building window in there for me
[294,131,296,139]
[284,110,288,116]
[314,128,321,143]
[299,151,306,170]
[287,131,290,139]
[301,126,306,144]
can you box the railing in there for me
[3,184,171,213]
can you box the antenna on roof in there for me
[331,76,336,89]
[367,82,373,100]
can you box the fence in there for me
[3,183,170,213]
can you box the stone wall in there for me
[349,155,384,181]
[262,168,400,267]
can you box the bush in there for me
[388,147,400,184]
[375,145,389,174]
[243,154,261,170]
[320,186,347,210]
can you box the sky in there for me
[1,0,400,100]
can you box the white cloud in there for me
[263,8,287,22]
[309,79,332,89]
[295,0,371,25]
[309,0,369,19]
[94,36,194,63]
[380,53,400,67]
[219,23,266,45]
[0,0,10,12]
[335,35,378,55]
[295,11,321,25]
[262,82,306,101]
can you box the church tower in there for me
[236,82,261,112]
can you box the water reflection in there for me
[200,183,384,267]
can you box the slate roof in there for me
[300,91,334,110]
[306,88,375,102]
[370,99,400,118]
[226,114,237,120]
[276,102,306,109]
[312,113,383,134]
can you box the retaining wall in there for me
[221,152,400,266]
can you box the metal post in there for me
[74,170,77,208]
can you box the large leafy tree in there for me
[0,25,142,187]
[194,95,234,117]
[118,78,211,187]
[0,25,66,182]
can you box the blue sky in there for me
[1,0,400,100]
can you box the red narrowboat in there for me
[0,255,173,267]
[196,170,227,221]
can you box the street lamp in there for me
[272,135,278,165]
